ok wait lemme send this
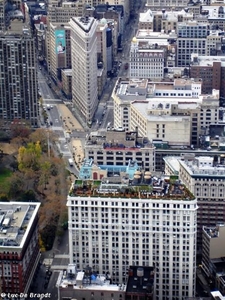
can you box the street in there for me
[32,4,146,297]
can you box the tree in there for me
[7,172,25,198]
[38,161,51,191]
[18,141,42,172]
[10,119,31,139]
[29,128,58,154]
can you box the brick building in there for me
[190,54,225,98]
[0,202,40,294]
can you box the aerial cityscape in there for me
[0,0,225,299]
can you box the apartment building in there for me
[201,6,225,31]
[129,37,165,79]
[67,175,197,300]
[138,9,154,31]
[0,202,40,294]
[113,78,148,131]
[113,78,220,147]
[134,29,177,69]
[0,19,38,126]
[85,128,155,171]
[69,16,98,124]
[206,30,225,56]
[46,22,71,82]
[202,225,225,277]
[190,54,225,98]
[153,9,193,33]
[47,0,85,23]
[179,156,225,252]
[146,0,190,11]
[177,21,209,67]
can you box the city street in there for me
[29,230,69,299]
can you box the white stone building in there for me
[69,16,98,124]
[129,37,165,79]
[67,176,197,300]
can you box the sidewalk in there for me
[57,104,84,132]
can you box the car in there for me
[50,105,53,109]
[39,67,42,70]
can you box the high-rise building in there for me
[177,21,209,67]
[179,156,225,252]
[0,19,38,126]
[0,202,40,294]
[46,23,71,82]
[67,176,197,300]
[69,16,98,125]
[0,0,8,31]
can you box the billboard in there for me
[55,29,66,55]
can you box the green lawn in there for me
[0,168,12,194]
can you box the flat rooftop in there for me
[68,175,195,201]
[203,225,222,238]
[191,55,225,67]
[179,157,225,177]
[0,202,40,249]
[126,266,154,294]
[58,265,126,292]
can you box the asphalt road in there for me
[29,230,69,300]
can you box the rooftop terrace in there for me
[69,175,195,201]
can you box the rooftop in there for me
[179,156,225,177]
[57,264,126,292]
[0,202,40,249]
[203,225,224,238]
[136,29,177,41]
[85,128,153,149]
[190,54,225,67]
[70,16,95,33]
[126,266,154,295]
[68,175,195,201]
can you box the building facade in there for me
[85,129,155,172]
[0,202,40,294]
[129,37,165,79]
[113,77,220,147]
[0,20,38,126]
[202,224,225,277]
[67,177,197,300]
[179,156,225,252]
[46,22,71,82]
[69,16,98,124]
[190,54,225,98]
[177,21,209,67]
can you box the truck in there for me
[68,158,74,166]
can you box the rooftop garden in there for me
[68,178,195,201]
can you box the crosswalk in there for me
[43,98,63,104]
